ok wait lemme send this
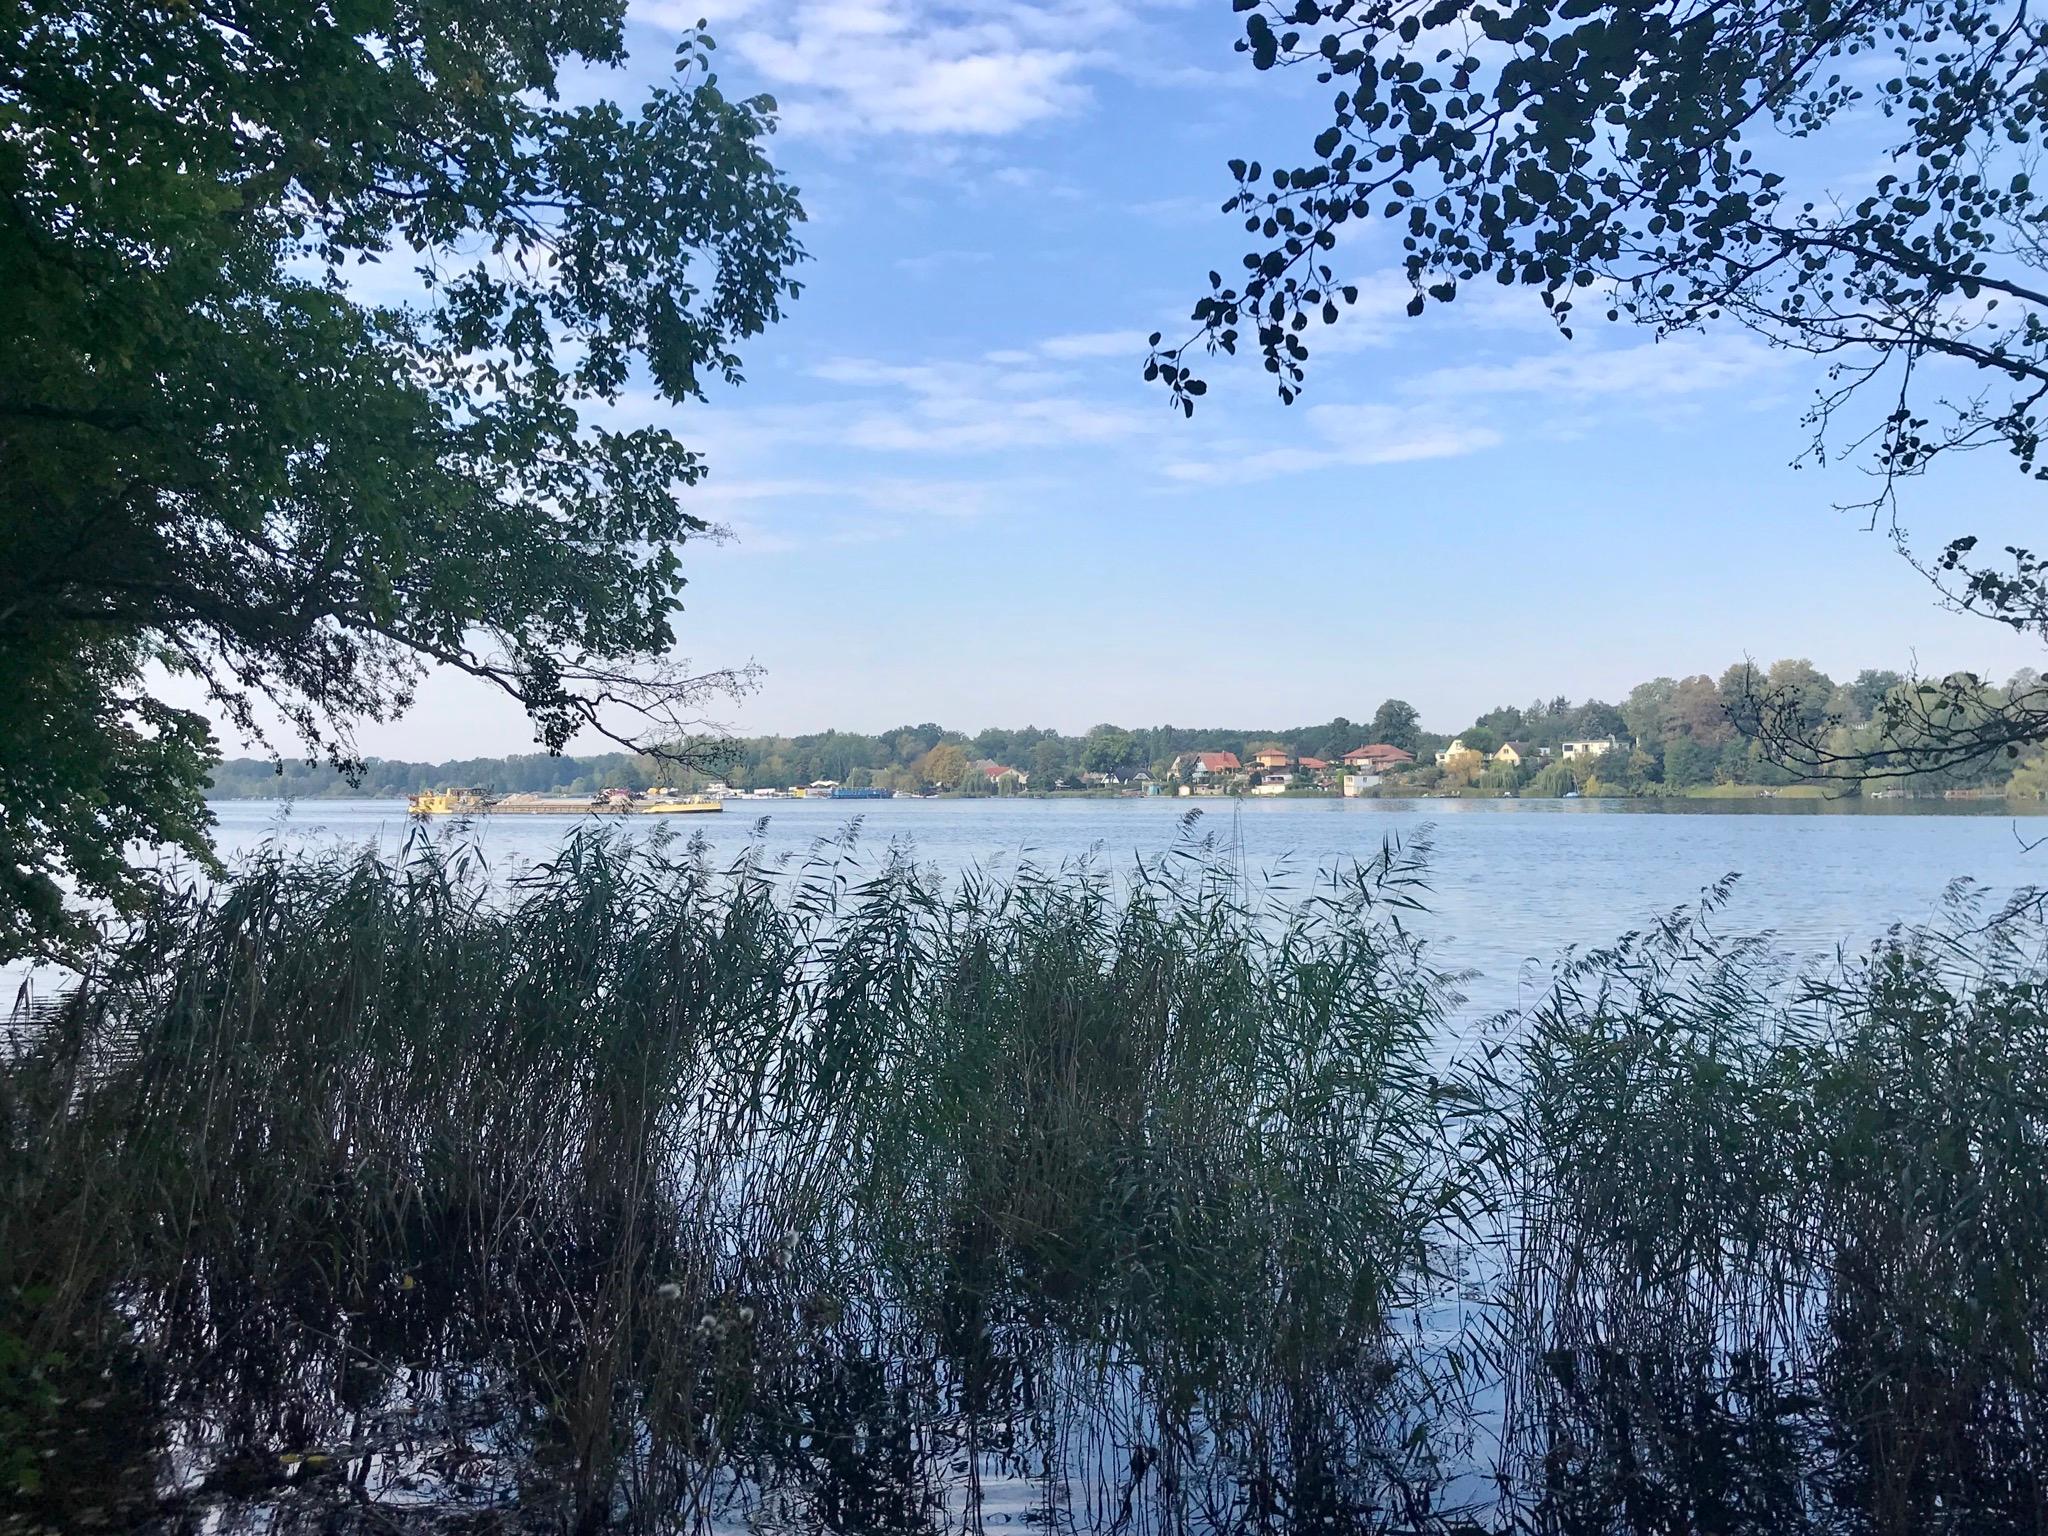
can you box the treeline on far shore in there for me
[207,659,2048,802]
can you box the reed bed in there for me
[1487,880,2048,1533]
[0,826,1472,1533]
[4,832,2047,1533]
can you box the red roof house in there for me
[1342,744,1416,769]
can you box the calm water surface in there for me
[212,795,2044,1019]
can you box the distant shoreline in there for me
[203,791,2048,813]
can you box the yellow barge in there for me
[408,789,723,817]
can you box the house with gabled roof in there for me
[1171,750,1242,782]
[1342,744,1415,771]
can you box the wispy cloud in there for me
[633,0,1199,138]
[1153,331,1782,483]
[1406,332,1783,403]
[608,317,1784,503]
[1036,328,1155,360]
[734,2,1087,136]
[894,248,993,277]
[807,353,1154,452]
[1162,403,1501,484]
[694,473,998,519]
[689,471,1008,555]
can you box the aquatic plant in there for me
[1487,879,2048,1534]
[0,825,1474,1533]
[9,832,2048,1533]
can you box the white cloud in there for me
[801,344,1163,454]
[843,395,1148,453]
[686,472,1007,555]
[894,248,992,277]
[1162,403,1501,484]
[695,473,997,518]
[1036,328,1154,360]
[1130,193,1226,225]
[627,0,1198,139]
[722,2,1091,136]
[1407,332,1782,402]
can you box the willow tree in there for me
[0,1,805,958]
[1156,0,2046,779]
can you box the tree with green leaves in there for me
[1,1,805,959]
[1158,0,2048,779]
[1163,0,2044,491]
[1369,697,1423,751]
[1081,725,1142,778]
[917,744,973,792]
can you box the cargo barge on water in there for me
[409,788,722,817]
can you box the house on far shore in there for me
[974,759,1028,790]
[1491,742,1547,767]
[1435,738,1485,768]
[1250,747,1294,771]
[1172,750,1243,783]
[1340,744,1414,772]
[1562,737,1622,760]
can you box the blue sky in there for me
[329,0,2045,757]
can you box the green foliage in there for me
[0,1,806,959]
[1,633,218,957]
[1166,0,2045,504]
[0,827,1470,1530]
[205,653,2040,808]
[1662,732,1716,789]
[1487,883,2048,1529]
[2009,748,2048,800]
[1369,697,1422,752]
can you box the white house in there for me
[1561,737,1622,760]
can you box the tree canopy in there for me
[1158,0,2046,774]
[1160,0,2044,484]
[205,657,2048,803]
[0,1,805,958]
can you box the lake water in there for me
[207,794,2044,1020]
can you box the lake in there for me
[208,794,2043,1020]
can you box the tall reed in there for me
[10,830,2048,1533]
[1487,880,2048,1533]
[0,824,1476,1533]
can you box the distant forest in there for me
[205,660,2048,800]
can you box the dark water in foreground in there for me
[210,794,2045,1019]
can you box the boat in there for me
[408,788,492,816]
[633,795,723,815]
[830,786,894,800]
[409,789,723,817]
